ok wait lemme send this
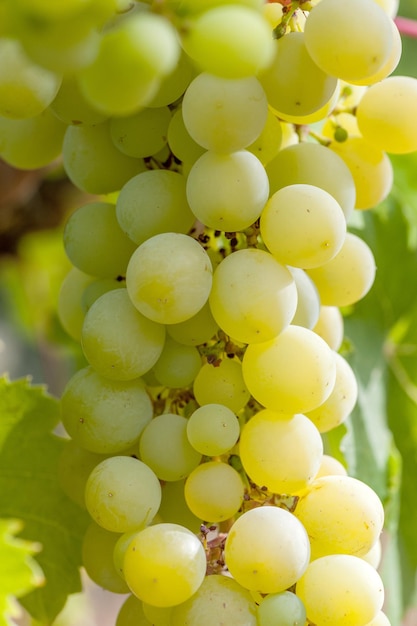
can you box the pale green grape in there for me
[139,413,202,481]
[116,595,152,626]
[209,248,297,344]
[351,18,401,86]
[50,73,108,125]
[306,233,376,307]
[0,38,61,119]
[85,455,161,533]
[266,142,356,219]
[374,0,398,18]
[170,574,258,626]
[315,454,347,480]
[193,358,251,414]
[289,267,320,330]
[63,120,146,194]
[81,277,125,312]
[110,107,171,158]
[64,202,137,279]
[181,5,275,79]
[305,352,358,433]
[257,591,306,626]
[78,12,180,116]
[57,267,95,341]
[304,0,393,83]
[81,288,166,381]
[142,603,173,626]
[113,529,138,579]
[12,0,115,23]
[239,409,323,494]
[170,0,264,14]
[296,555,384,626]
[0,108,66,169]
[148,50,194,108]
[186,403,240,456]
[184,461,244,522]
[116,170,195,246]
[294,475,384,560]
[167,107,205,168]
[312,306,344,351]
[82,522,130,593]
[364,612,391,626]
[361,539,382,570]
[126,233,213,325]
[58,440,105,509]
[242,325,336,414]
[247,108,282,166]
[61,366,153,454]
[153,336,201,388]
[356,76,417,154]
[259,32,338,120]
[186,150,269,232]
[182,73,268,152]
[224,506,310,593]
[158,479,202,533]
[167,301,219,346]
[260,184,346,269]
[329,137,393,210]
[123,523,206,607]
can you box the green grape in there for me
[193,358,251,414]
[158,479,202,533]
[61,366,153,454]
[182,73,268,152]
[116,595,152,626]
[296,555,384,626]
[116,170,195,246]
[294,475,384,560]
[123,523,207,607]
[85,455,161,533]
[356,76,417,154]
[110,107,171,158]
[361,539,382,570]
[167,107,205,168]
[289,267,320,330]
[50,73,108,125]
[57,267,95,341]
[12,0,115,23]
[170,574,258,626]
[170,0,264,15]
[0,107,66,169]
[351,19,401,86]
[142,603,173,626]
[78,12,180,116]
[186,149,269,232]
[186,403,240,456]
[209,248,297,344]
[224,506,310,594]
[312,305,344,351]
[81,288,165,381]
[257,591,306,626]
[303,0,393,83]
[374,0,398,18]
[364,612,391,626]
[181,5,275,78]
[81,277,125,312]
[306,233,376,307]
[247,108,282,166]
[139,413,202,481]
[63,120,146,194]
[58,440,105,509]
[315,454,348,480]
[266,142,356,219]
[82,522,130,594]
[239,409,323,494]
[64,202,137,279]
[152,336,201,388]
[167,301,219,346]
[0,38,61,119]
[126,233,213,325]
[184,461,244,522]
[260,184,346,269]
[305,352,358,433]
[148,50,194,108]
[113,529,138,579]
[259,32,338,120]
[242,325,336,414]
[329,137,393,210]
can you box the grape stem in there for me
[395,16,417,39]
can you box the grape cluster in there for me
[1,0,411,624]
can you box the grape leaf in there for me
[0,377,90,624]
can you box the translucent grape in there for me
[82,522,130,594]
[167,107,205,167]
[209,248,297,344]
[57,267,95,341]
[142,603,173,626]
[313,306,344,351]
[186,150,269,232]
[247,108,282,166]
[239,409,323,494]
[289,267,320,330]
[315,454,348,480]
[167,302,219,346]
[85,455,161,533]
[58,440,105,509]
[81,277,125,312]
[242,325,336,414]
[361,539,382,570]
[139,413,202,481]
[116,595,152,626]
[49,72,108,126]
[152,336,201,388]
[296,555,384,626]
[123,523,207,607]
[364,612,392,626]
[186,403,240,456]
[158,480,201,533]
[193,359,251,414]
[351,18,401,86]
[113,530,138,579]
[148,50,194,108]
[110,107,171,158]
[224,506,310,593]
[257,591,306,626]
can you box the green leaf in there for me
[0,377,90,624]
